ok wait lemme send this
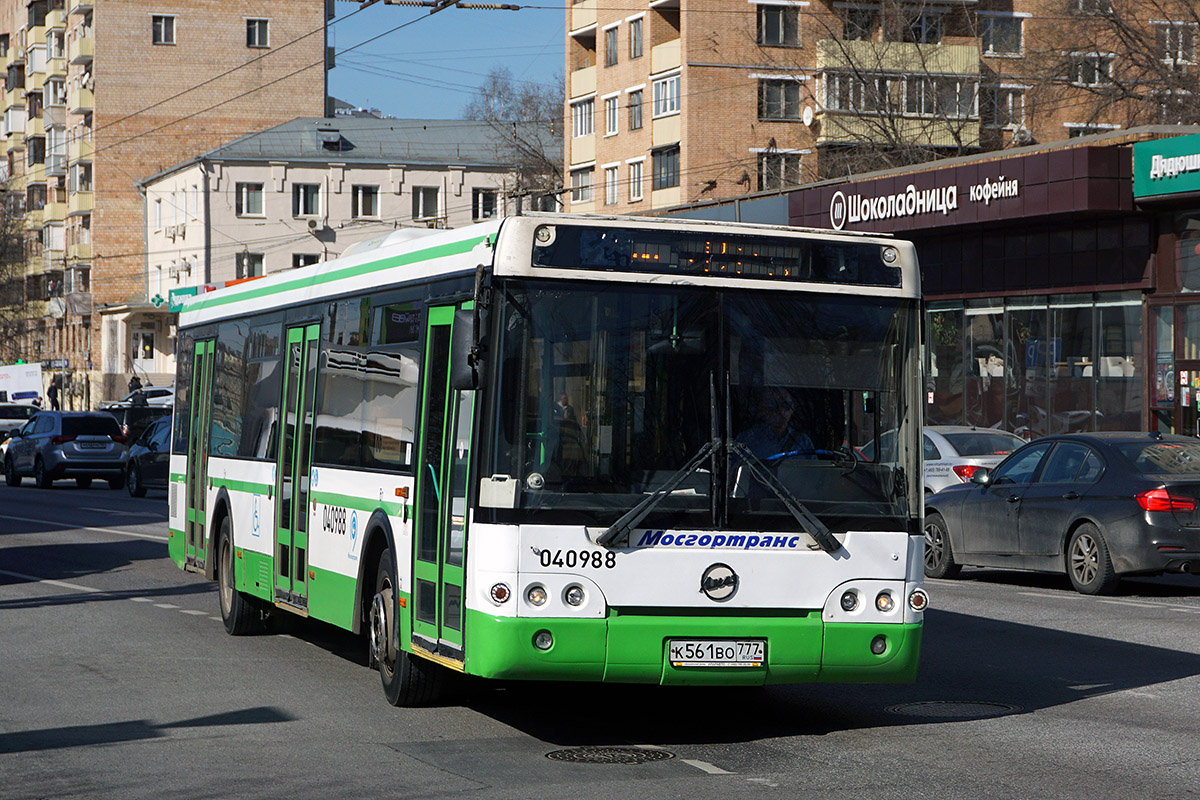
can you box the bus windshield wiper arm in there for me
[727,440,841,554]
[596,438,720,547]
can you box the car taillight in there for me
[952,464,980,481]
[110,434,128,445]
[1136,488,1196,512]
[51,435,76,444]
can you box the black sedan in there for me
[125,416,171,498]
[924,432,1200,594]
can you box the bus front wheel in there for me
[218,516,266,635]
[371,547,446,707]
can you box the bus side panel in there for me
[306,467,416,632]
[167,455,187,568]
[205,457,276,601]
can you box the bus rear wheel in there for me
[371,547,446,707]
[218,516,267,635]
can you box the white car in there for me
[923,426,1026,495]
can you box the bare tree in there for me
[0,188,27,364]
[463,66,564,210]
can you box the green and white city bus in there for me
[169,213,927,706]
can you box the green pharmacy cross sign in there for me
[151,293,166,308]
[1134,133,1200,200]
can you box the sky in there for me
[326,0,565,120]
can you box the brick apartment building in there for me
[564,0,1200,215]
[0,0,328,405]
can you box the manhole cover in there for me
[886,701,1020,719]
[545,746,675,764]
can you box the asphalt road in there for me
[2,483,1199,800]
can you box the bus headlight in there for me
[908,588,929,612]
[881,246,899,265]
[489,583,511,604]
[526,585,548,606]
[564,585,585,606]
[875,591,895,613]
[840,590,859,611]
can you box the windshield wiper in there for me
[595,438,719,547]
[727,440,841,553]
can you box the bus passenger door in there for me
[274,323,320,610]
[412,306,473,661]
[184,339,214,571]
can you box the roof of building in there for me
[140,117,561,185]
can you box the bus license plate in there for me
[668,639,765,668]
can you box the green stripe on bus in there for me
[187,235,489,313]
[307,565,359,631]
[168,529,185,566]
[238,548,274,602]
[210,476,273,496]
[309,489,407,519]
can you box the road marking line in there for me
[154,603,179,609]
[79,507,163,519]
[180,609,208,616]
[209,616,222,622]
[0,568,103,594]
[129,597,154,603]
[0,513,168,542]
[1019,591,1082,600]
[1098,599,1161,609]
[681,759,735,775]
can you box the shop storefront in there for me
[1134,133,1200,436]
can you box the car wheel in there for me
[34,458,53,489]
[1066,523,1119,595]
[4,456,19,487]
[108,472,126,490]
[127,464,146,497]
[371,547,447,707]
[75,477,92,489]
[218,516,267,635]
[924,513,961,579]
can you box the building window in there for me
[153,199,162,231]
[840,7,874,40]
[630,18,643,58]
[605,96,618,135]
[293,254,320,269]
[1066,122,1120,138]
[69,162,91,192]
[758,5,800,47]
[652,74,680,118]
[629,160,643,201]
[903,76,975,118]
[152,15,175,46]
[27,136,45,166]
[48,30,64,60]
[1071,0,1112,14]
[237,252,264,279]
[292,183,321,217]
[1069,53,1115,87]
[236,182,264,216]
[1156,22,1197,65]
[132,332,156,363]
[758,79,801,120]
[412,186,439,220]
[652,147,679,190]
[246,19,269,48]
[628,89,643,130]
[26,183,46,211]
[571,97,594,137]
[604,166,619,205]
[903,12,940,44]
[604,26,618,67]
[351,184,379,218]
[758,152,801,190]
[27,91,43,119]
[982,87,1025,128]
[570,168,592,203]
[982,16,1023,56]
[473,188,497,220]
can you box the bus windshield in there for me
[484,279,919,532]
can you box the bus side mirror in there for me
[450,308,480,391]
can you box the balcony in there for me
[67,136,91,162]
[67,190,92,216]
[26,27,46,48]
[651,38,681,74]
[67,86,92,114]
[43,199,67,223]
[69,0,93,14]
[569,0,596,33]
[47,55,67,78]
[25,114,44,138]
[46,8,67,30]
[816,39,979,76]
[67,241,90,263]
[24,207,44,228]
[69,35,92,64]
[571,134,595,165]
[45,152,66,177]
[570,65,595,99]
[815,113,980,148]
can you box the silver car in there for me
[4,411,129,489]
[923,426,1026,495]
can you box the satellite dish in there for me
[1012,126,1033,145]
[802,105,814,127]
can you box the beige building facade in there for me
[564,0,1200,215]
[1,0,327,406]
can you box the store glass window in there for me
[964,300,1005,430]
[1006,302,1048,439]
[1151,305,1174,422]
[1048,297,1094,435]
[1177,211,1200,292]
[1096,297,1142,431]
[926,305,963,426]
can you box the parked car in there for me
[126,416,172,497]
[924,432,1200,595]
[102,405,171,443]
[923,426,1027,495]
[101,385,174,409]
[0,403,38,475]
[4,411,129,489]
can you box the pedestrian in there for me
[131,389,148,408]
[128,374,143,394]
[32,395,42,408]
[47,377,60,410]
